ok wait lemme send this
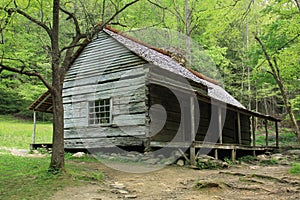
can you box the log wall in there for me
[63,31,148,149]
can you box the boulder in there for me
[176,159,185,167]
[72,152,85,158]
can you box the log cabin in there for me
[29,26,280,162]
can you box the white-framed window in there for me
[89,98,112,125]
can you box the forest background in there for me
[0,0,299,125]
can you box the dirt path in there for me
[51,161,300,200]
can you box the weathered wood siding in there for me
[63,31,148,149]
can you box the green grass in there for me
[0,115,52,149]
[0,153,103,200]
[289,163,300,176]
[0,115,105,200]
[255,127,299,147]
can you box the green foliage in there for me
[255,128,298,147]
[0,154,103,200]
[224,157,234,166]
[197,159,220,170]
[259,158,278,165]
[0,115,52,149]
[289,163,300,176]
[238,155,257,163]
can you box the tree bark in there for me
[49,0,65,171]
[255,35,300,142]
[294,0,300,13]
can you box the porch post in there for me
[264,119,268,147]
[252,116,256,147]
[237,112,242,144]
[32,111,37,147]
[218,107,223,144]
[190,95,196,166]
[275,121,279,148]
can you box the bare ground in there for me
[50,161,300,200]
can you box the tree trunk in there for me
[255,35,300,142]
[49,0,65,171]
[50,88,65,171]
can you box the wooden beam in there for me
[34,93,51,110]
[218,107,223,144]
[190,96,196,166]
[275,121,279,148]
[231,148,236,162]
[214,149,218,160]
[237,112,242,144]
[252,116,256,147]
[31,111,37,148]
[265,119,269,147]
[195,91,281,122]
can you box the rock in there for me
[159,156,176,165]
[271,153,285,161]
[286,150,300,156]
[279,160,290,165]
[110,182,125,189]
[111,189,128,194]
[117,190,129,194]
[197,155,215,161]
[194,181,220,189]
[126,151,142,158]
[125,156,140,162]
[72,152,85,158]
[176,159,185,167]
[124,194,137,199]
[257,154,268,161]
[111,153,119,157]
[250,165,260,170]
[144,158,160,165]
[221,162,229,168]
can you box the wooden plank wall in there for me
[148,84,184,142]
[63,31,148,149]
[196,104,251,145]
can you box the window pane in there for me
[89,98,111,125]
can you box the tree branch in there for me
[99,0,141,30]
[0,63,52,91]
[147,0,167,9]
[242,0,254,21]
[254,35,274,72]
[4,7,52,38]
[256,33,300,69]
[294,0,300,13]
[60,43,85,54]
[59,6,81,36]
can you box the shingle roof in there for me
[104,29,245,109]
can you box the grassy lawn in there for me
[0,115,104,200]
[0,153,103,200]
[255,127,299,147]
[0,115,52,149]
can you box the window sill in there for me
[88,124,118,128]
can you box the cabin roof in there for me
[104,28,245,109]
